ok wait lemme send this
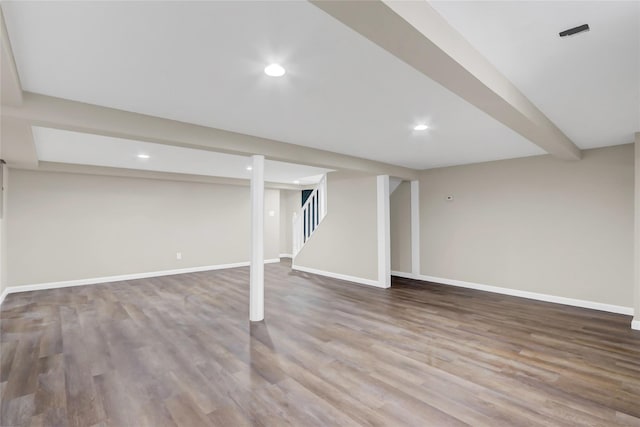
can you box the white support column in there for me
[377,175,391,288]
[250,155,264,322]
[0,163,7,296]
[410,180,420,277]
[633,133,640,330]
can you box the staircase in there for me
[292,175,327,257]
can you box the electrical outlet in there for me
[176,252,182,260]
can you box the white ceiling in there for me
[431,1,640,149]
[32,127,331,185]
[2,0,545,170]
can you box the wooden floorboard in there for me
[1,260,639,426]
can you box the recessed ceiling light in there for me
[413,124,429,131]
[264,63,286,77]
[246,166,253,171]
[137,154,150,159]
[293,180,300,184]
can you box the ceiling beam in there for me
[0,7,23,106]
[29,161,308,190]
[310,0,582,161]
[2,93,418,180]
[0,116,37,167]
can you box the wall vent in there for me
[559,24,590,37]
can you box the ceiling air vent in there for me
[559,24,590,37]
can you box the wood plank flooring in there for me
[1,260,639,426]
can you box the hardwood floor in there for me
[1,260,639,426]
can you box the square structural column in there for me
[377,175,391,288]
[411,180,420,277]
[250,155,264,322]
[634,133,640,330]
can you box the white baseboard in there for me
[391,271,634,316]
[0,259,282,304]
[292,264,386,288]
[279,253,293,259]
[632,318,640,330]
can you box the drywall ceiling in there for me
[2,1,545,169]
[32,127,331,185]
[430,1,640,148]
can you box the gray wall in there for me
[279,190,299,256]
[294,172,378,281]
[390,180,411,273]
[419,144,634,307]
[7,169,280,286]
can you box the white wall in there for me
[6,169,280,286]
[419,144,634,308]
[279,189,299,256]
[293,172,378,282]
[265,189,280,262]
[390,180,411,273]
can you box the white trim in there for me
[377,175,391,288]
[292,264,386,288]
[279,253,293,259]
[0,259,282,304]
[632,319,640,330]
[391,271,634,316]
[410,180,420,276]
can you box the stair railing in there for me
[292,175,327,257]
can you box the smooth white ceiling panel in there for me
[431,1,640,148]
[3,1,545,169]
[32,126,331,185]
